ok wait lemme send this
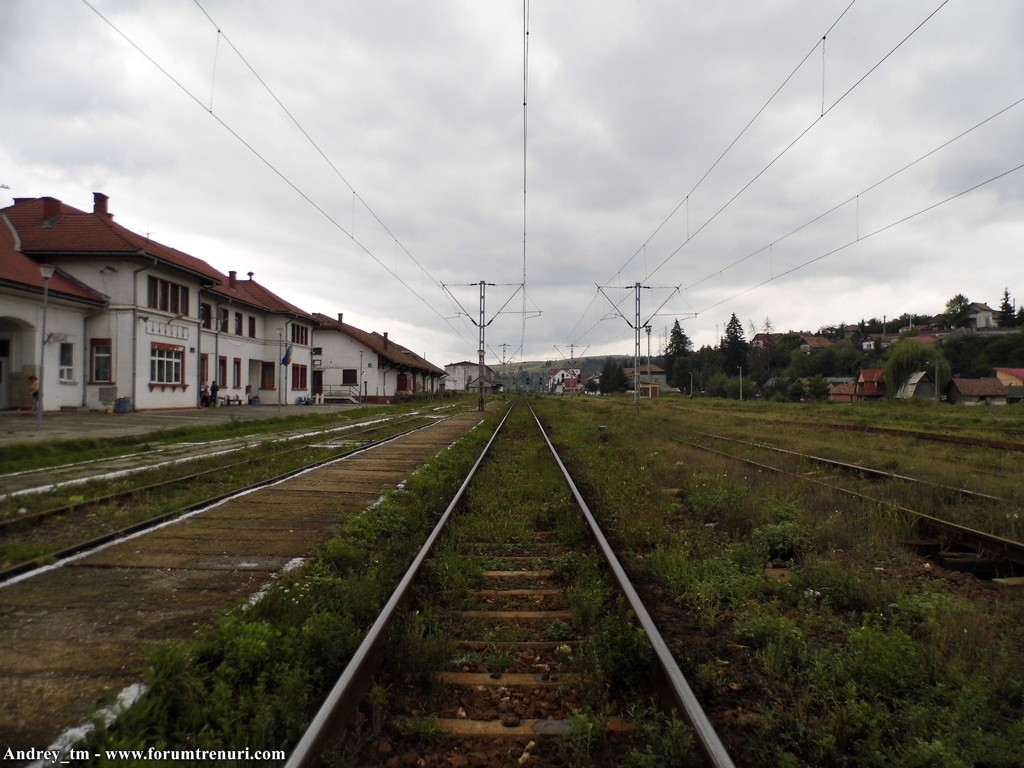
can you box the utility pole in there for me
[644,324,652,394]
[477,280,486,412]
[443,280,521,412]
[596,281,692,409]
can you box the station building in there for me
[1,192,444,412]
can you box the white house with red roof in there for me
[314,313,445,403]
[0,192,320,411]
[548,367,582,393]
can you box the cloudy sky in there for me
[3,0,1023,367]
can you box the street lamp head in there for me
[38,263,55,280]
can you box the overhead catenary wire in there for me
[681,93,1024,294]
[190,0,441,298]
[573,0,955,355]
[79,0,476,351]
[693,161,1024,317]
[606,0,858,285]
[644,0,952,285]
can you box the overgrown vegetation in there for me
[534,395,1024,767]
[79,407,498,760]
[341,403,701,766]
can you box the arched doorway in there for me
[0,317,36,410]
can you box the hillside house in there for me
[895,371,936,400]
[967,302,995,329]
[751,332,783,350]
[945,377,1007,406]
[548,367,582,394]
[798,333,833,353]
[828,381,857,403]
[855,369,886,401]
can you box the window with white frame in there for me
[150,344,184,384]
[59,343,74,382]
[90,339,113,383]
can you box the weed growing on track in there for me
[79,409,500,760]
[534,395,1024,767]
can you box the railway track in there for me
[286,402,734,768]
[0,408,488,751]
[677,433,1024,576]
[0,410,465,579]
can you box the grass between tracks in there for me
[534,395,1024,767]
[78,406,498,762]
[341,402,694,767]
[0,395,465,475]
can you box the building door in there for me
[312,369,323,396]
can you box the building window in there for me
[232,358,241,389]
[248,316,256,338]
[291,364,308,390]
[147,276,190,315]
[218,356,227,389]
[200,303,212,330]
[90,339,112,383]
[59,343,75,383]
[234,312,243,335]
[218,307,229,332]
[290,324,309,345]
[260,362,275,389]
[342,368,358,385]
[150,344,184,384]
[200,354,209,385]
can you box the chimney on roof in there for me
[383,332,389,349]
[247,272,254,280]
[42,197,61,223]
[337,313,343,324]
[228,270,237,288]
[93,192,110,218]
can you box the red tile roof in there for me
[312,313,444,375]
[3,196,223,283]
[209,272,315,320]
[1,213,108,304]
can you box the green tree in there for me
[663,319,692,388]
[884,341,950,396]
[997,288,1017,328]
[721,313,749,374]
[806,375,830,401]
[599,360,628,394]
[943,294,972,328]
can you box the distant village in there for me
[3,192,1022,413]
[484,300,1024,405]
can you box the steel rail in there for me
[0,417,452,586]
[530,405,737,768]
[676,437,1024,569]
[283,404,513,768]
[0,415,433,534]
[0,409,444,503]
[695,431,1006,503]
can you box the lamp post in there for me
[738,365,743,401]
[37,264,55,430]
